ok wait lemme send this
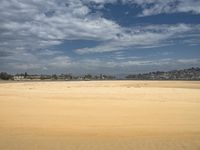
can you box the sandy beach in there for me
[0,81,200,150]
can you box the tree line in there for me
[0,72,13,80]
[1,67,200,81]
[0,72,116,81]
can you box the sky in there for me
[0,0,200,75]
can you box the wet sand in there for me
[0,81,200,150]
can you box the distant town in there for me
[0,67,200,81]
[126,67,200,80]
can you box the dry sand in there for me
[0,81,200,150]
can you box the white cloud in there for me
[8,63,42,70]
[48,56,72,68]
[0,0,122,55]
[76,24,200,54]
[0,0,199,56]
[130,0,200,16]
[55,57,200,73]
[177,58,200,64]
[0,0,200,73]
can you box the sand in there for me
[0,81,200,150]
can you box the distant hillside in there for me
[1,67,200,81]
[126,67,200,80]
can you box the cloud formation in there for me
[131,0,200,16]
[0,0,200,73]
[76,24,200,54]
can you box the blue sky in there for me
[0,0,200,74]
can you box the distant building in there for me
[13,75,24,81]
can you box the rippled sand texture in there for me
[0,81,200,150]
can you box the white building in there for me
[13,75,24,81]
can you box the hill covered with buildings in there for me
[126,67,200,80]
[1,67,200,81]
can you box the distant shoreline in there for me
[1,79,200,84]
